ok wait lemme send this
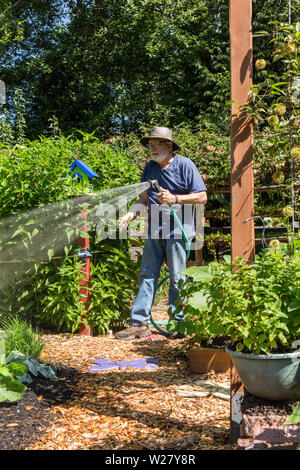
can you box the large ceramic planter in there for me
[189,347,231,375]
[225,346,300,402]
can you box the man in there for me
[116,127,207,340]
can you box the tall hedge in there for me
[0,133,142,334]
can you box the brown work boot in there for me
[115,324,151,341]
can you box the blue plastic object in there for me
[67,159,99,179]
[89,357,159,372]
[76,248,93,263]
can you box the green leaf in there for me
[7,361,27,378]
[236,343,244,352]
[0,365,27,402]
[188,290,208,310]
[284,402,300,425]
[182,266,214,282]
[166,320,178,333]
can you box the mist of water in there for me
[0,181,150,290]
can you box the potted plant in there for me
[168,249,300,401]
[168,262,232,375]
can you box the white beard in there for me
[151,147,170,163]
[151,153,165,163]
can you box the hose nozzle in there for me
[146,179,162,192]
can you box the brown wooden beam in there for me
[229,0,255,442]
[230,0,255,263]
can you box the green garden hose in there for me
[149,206,190,336]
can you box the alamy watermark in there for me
[95,195,205,250]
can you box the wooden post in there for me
[77,209,93,336]
[229,0,255,442]
[230,0,255,262]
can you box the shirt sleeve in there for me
[141,161,151,182]
[185,160,207,193]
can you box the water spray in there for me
[0,169,190,338]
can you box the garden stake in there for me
[76,209,93,336]
[67,158,99,336]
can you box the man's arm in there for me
[157,189,207,205]
[118,190,148,228]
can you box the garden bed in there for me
[0,365,81,450]
[241,389,298,417]
[0,312,234,450]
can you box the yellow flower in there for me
[267,115,279,126]
[255,59,266,70]
[282,205,293,217]
[284,42,297,55]
[291,147,300,161]
[272,170,285,184]
[272,218,282,228]
[268,239,281,251]
[273,104,286,116]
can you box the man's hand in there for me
[157,189,176,205]
[118,211,135,229]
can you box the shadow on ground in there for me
[0,338,231,450]
[0,365,82,450]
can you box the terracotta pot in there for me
[189,347,232,375]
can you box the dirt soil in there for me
[241,389,299,417]
[0,306,233,450]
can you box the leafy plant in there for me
[1,316,44,359]
[0,346,57,403]
[0,326,57,402]
[205,231,231,260]
[284,401,300,450]
[0,360,27,403]
[88,237,142,334]
[5,352,58,384]
[169,250,300,354]
[0,331,27,402]
[285,401,300,425]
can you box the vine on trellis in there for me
[243,20,300,253]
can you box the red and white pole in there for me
[77,209,93,336]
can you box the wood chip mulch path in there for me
[20,327,234,451]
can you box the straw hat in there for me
[140,127,180,151]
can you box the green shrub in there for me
[32,256,90,333]
[0,132,143,333]
[0,236,142,335]
[89,238,142,334]
[169,250,300,354]
[0,132,141,218]
[1,316,44,359]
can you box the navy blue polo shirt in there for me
[141,155,207,239]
